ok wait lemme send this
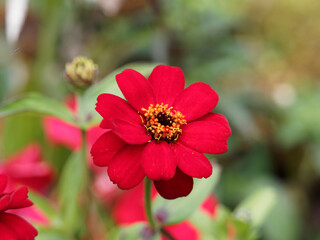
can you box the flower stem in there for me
[144,178,156,229]
[75,91,86,129]
[81,129,87,164]
[160,228,176,240]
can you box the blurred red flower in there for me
[0,144,55,225]
[0,143,54,193]
[91,65,231,199]
[0,174,38,239]
[113,182,218,239]
[201,194,218,218]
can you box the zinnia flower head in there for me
[91,65,231,199]
[0,174,38,239]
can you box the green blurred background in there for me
[1,0,320,239]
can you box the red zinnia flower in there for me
[0,144,54,226]
[91,65,231,199]
[0,174,38,239]
[0,144,55,193]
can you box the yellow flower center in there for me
[141,103,187,143]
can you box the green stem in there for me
[78,87,89,186]
[160,228,176,240]
[79,95,90,238]
[144,178,156,229]
[75,90,86,128]
[81,129,87,161]
[77,90,89,193]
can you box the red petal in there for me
[148,65,185,105]
[5,165,54,194]
[173,82,219,122]
[91,131,126,167]
[154,168,193,199]
[142,141,177,181]
[198,112,231,136]
[162,221,199,240]
[0,213,38,239]
[107,145,146,190]
[173,143,212,178]
[201,194,218,217]
[8,187,33,210]
[6,144,41,163]
[111,119,151,145]
[179,113,231,154]
[0,219,18,240]
[3,144,55,193]
[116,69,156,111]
[43,117,81,150]
[99,119,110,129]
[95,93,142,126]
[65,95,77,112]
[0,175,7,194]
[9,206,50,226]
[87,126,105,148]
[0,195,10,212]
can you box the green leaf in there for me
[262,186,301,240]
[118,223,160,240]
[191,205,258,240]
[210,206,234,239]
[82,62,158,127]
[232,219,258,240]
[0,92,76,124]
[190,208,217,235]
[36,227,69,240]
[234,187,277,229]
[58,151,87,234]
[153,163,221,224]
[1,115,43,156]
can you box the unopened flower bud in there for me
[65,57,98,88]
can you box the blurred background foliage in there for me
[0,0,320,239]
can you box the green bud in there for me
[65,57,98,88]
